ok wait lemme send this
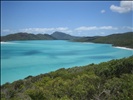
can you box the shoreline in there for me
[1,42,11,44]
[1,42,8,44]
[114,46,133,51]
[1,41,16,44]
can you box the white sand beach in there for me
[1,42,15,44]
[114,46,133,51]
[1,42,7,44]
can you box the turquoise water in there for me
[1,40,133,84]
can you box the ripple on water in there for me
[23,50,43,55]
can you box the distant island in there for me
[1,31,78,41]
[1,31,133,49]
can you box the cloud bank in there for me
[75,26,118,31]
[110,1,133,13]
[2,26,133,36]
[20,27,69,34]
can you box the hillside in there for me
[1,31,78,41]
[51,31,78,40]
[92,32,133,48]
[74,32,133,49]
[1,56,133,100]
[1,32,56,41]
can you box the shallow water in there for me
[1,40,133,84]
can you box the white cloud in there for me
[75,26,117,31]
[55,27,69,31]
[1,29,17,36]
[101,10,106,13]
[110,1,133,13]
[122,26,133,30]
[75,26,97,31]
[2,29,10,32]
[21,28,54,33]
[20,27,69,34]
[99,26,118,30]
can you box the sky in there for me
[1,1,133,36]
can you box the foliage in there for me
[73,32,133,49]
[92,32,133,48]
[1,56,133,100]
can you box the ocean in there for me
[1,40,133,84]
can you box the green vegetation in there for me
[71,36,100,42]
[1,56,133,100]
[74,32,133,49]
[92,32,133,48]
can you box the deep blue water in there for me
[1,40,133,84]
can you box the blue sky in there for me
[1,1,133,36]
